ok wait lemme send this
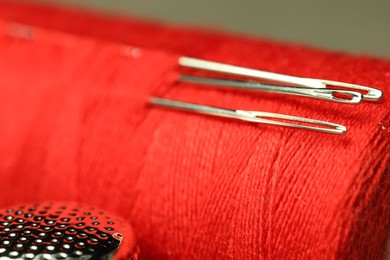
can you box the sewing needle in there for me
[150,97,346,134]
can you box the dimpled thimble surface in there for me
[0,202,140,259]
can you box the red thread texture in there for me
[0,2,389,259]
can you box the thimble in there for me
[0,202,140,259]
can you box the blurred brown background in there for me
[34,0,390,58]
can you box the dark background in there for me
[33,0,390,58]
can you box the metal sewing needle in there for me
[179,57,383,102]
[180,75,363,104]
[150,97,346,134]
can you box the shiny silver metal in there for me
[179,57,383,103]
[150,97,346,134]
[180,76,363,104]
[0,202,140,260]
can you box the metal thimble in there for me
[0,202,140,259]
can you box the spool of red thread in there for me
[0,2,388,259]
